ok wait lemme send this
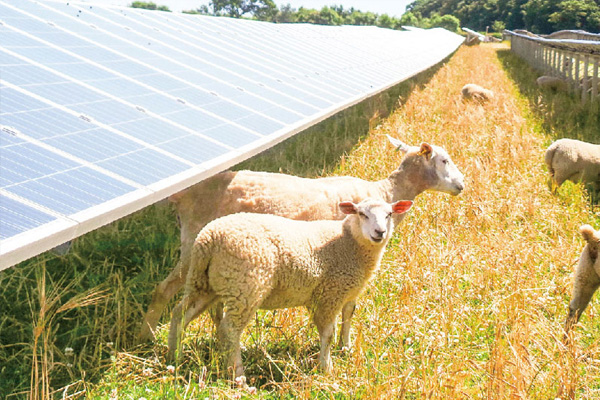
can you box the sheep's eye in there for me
[358,212,366,218]
[442,159,449,165]
[387,213,392,219]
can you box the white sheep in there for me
[461,83,494,102]
[536,75,568,92]
[564,224,600,334]
[140,135,465,343]
[167,198,413,376]
[544,138,600,191]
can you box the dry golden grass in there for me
[324,43,600,399]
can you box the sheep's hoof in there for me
[338,344,351,354]
[138,331,155,344]
[137,323,158,344]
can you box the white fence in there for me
[505,30,600,103]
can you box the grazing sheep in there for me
[536,75,568,92]
[140,135,465,342]
[464,35,481,46]
[545,138,600,191]
[461,83,494,102]
[167,198,413,376]
[564,224,600,334]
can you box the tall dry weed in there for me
[329,43,598,399]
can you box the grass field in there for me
[2,42,600,399]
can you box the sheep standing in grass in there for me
[545,138,600,192]
[565,224,600,334]
[536,75,568,92]
[140,135,465,342]
[461,83,494,102]
[167,198,413,377]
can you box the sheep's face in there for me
[386,136,465,196]
[340,199,412,244]
[429,145,465,196]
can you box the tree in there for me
[399,11,420,27]
[431,13,461,31]
[295,6,343,25]
[130,1,171,11]
[351,10,378,25]
[296,7,320,23]
[275,3,297,23]
[377,14,397,29]
[316,6,343,25]
[186,5,210,14]
[491,20,506,32]
[521,0,558,33]
[253,0,278,20]
[549,0,600,31]
[210,0,276,18]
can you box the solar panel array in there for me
[0,0,464,270]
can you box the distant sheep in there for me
[564,224,600,334]
[461,83,494,102]
[545,138,600,191]
[167,198,413,376]
[464,36,480,46]
[536,75,568,92]
[140,135,465,343]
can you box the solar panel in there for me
[0,0,464,270]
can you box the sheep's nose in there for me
[456,182,464,192]
[374,229,385,238]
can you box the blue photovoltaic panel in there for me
[0,0,464,270]
[0,195,57,240]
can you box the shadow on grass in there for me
[495,48,600,145]
[0,58,447,399]
[496,48,600,208]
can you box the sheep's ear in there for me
[339,202,357,215]
[392,200,413,214]
[581,225,600,243]
[581,224,600,261]
[418,143,433,160]
[386,134,410,154]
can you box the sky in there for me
[82,0,413,17]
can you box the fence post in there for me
[593,56,599,101]
[575,53,581,96]
[567,52,574,89]
[582,55,589,103]
[508,31,599,103]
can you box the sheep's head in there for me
[387,135,465,196]
[339,199,412,244]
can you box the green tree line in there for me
[406,0,600,33]
[131,0,600,34]
[182,1,461,32]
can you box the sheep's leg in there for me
[167,292,216,361]
[314,308,338,374]
[216,304,255,378]
[548,176,558,193]
[140,259,189,342]
[565,259,600,335]
[338,300,356,350]
[209,302,224,329]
